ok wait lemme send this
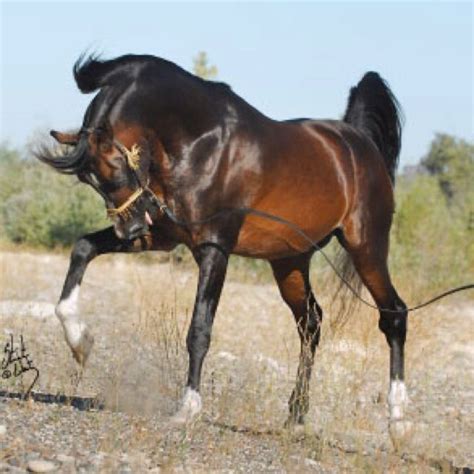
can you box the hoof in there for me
[284,414,305,429]
[70,327,94,367]
[170,388,202,426]
[389,419,414,450]
[284,406,306,428]
[284,416,319,440]
[285,422,306,439]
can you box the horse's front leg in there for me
[173,244,228,424]
[56,226,141,365]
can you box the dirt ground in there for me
[0,250,473,473]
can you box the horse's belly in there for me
[233,210,340,259]
[233,167,348,259]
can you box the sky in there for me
[1,1,472,167]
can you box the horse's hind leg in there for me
[271,252,322,426]
[340,220,408,426]
[56,227,144,365]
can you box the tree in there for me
[420,133,474,205]
[192,51,218,80]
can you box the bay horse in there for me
[37,54,407,429]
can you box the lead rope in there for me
[101,133,472,315]
[146,191,473,314]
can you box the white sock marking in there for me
[56,285,80,318]
[172,388,202,424]
[55,285,86,348]
[388,380,408,420]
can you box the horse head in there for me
[45,123,156,241]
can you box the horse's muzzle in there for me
[114,218,149,241]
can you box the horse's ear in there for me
[50,130,79,145]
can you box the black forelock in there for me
[34,136,90,175]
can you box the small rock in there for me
[90,452,105,465]
[304,458,319,468]
[56,454,75,464]
[216,351,238,362]
[0,462,24,474]
[76,463,94,473]
[445,406,461,418]
[0,425,6,436]
[27,459,57,472]
[8,457,21,467]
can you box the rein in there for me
[152,202,474,313]
[78,127,474,313]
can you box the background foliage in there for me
[0,145,107,248]
[1,132,472,293]
[0,53,472,299]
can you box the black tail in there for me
[330,72,403,328]
[343,71,403,183]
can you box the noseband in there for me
[106,187,145,220]
[79,127,168,222]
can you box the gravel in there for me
[0,251,473,472]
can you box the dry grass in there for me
[0,249,473,472]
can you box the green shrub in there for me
[0,135,472,301]
[0,144,107,247]
[390,174,473,295]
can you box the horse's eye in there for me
[99,142,112,154]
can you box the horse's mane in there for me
[36,54,164,174]
[73,53,231,94]
[74,54,164,93]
